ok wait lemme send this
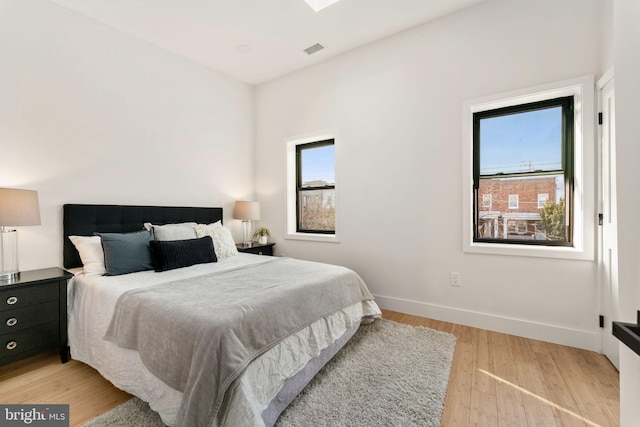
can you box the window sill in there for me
[285,232,340,243]
[464,241,593,261]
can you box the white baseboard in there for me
[374,294,602,352]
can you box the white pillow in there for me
[143,222,197,241]
[194,222,238,258]
[68,235,106,276]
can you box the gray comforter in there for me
[104,257,375,427]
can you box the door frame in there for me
[596,68,619,369]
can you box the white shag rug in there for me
[83,319,456,427]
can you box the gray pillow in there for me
[96,230,154,275]
[144,222,197,241]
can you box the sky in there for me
[479,106,562,176]
[301,144,335,185]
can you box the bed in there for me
[63,204,381,427]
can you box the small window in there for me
[482,194,492,208]
[538,193,549,209]
[296,139,335,233]
[473,96,574,246]
[508,195,519,209]
[514,220,527,235]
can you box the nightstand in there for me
[0,267,73,366]
[236,242,276,256]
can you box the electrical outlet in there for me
[450,272,461,287]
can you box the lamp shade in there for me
[233,201,260,221]
[0,188,41,226]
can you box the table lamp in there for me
[233,201,260,247]
[0,188,41,281]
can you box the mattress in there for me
[67,253,381,426]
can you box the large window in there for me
[462,75,595,260]
[296,139,335,233]
[473,96,574,246]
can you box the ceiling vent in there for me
[304,43,325,55]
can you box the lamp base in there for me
[0,228,19,282]
[241,220,253,247]
[0,271,20,283]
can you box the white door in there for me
[598,71,619,369]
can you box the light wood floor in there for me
[385,310,619,427]
[0,310,619,426]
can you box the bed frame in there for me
[63,204,223,269]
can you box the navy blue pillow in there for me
[150,236,217,272]
[96,230,154,276]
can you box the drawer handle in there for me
[6,296,18,305]
[6,340,17,351]
[6,318,17,327]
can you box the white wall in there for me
[600,0,614,74]
[613,0,640,424]
[255,0,606,350]
[0,0,254,270]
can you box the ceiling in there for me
[48,0,485,85]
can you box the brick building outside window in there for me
[477,175,560,240]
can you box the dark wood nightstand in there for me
[0,267,73,366]
[236,242,276,256]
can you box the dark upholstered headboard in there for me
[63,204,223,269]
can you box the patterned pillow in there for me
[194,223,238,258]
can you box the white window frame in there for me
[462,75,595,260]
[508,194,519,209]
[538,193,549,209]
[286,130,340,243]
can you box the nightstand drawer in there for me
[0,321,58,360]
[0,268,71,366]
[0,284,58,311]
[0,301,58,334]
[244,246,273,256]
[237,243,275,256]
